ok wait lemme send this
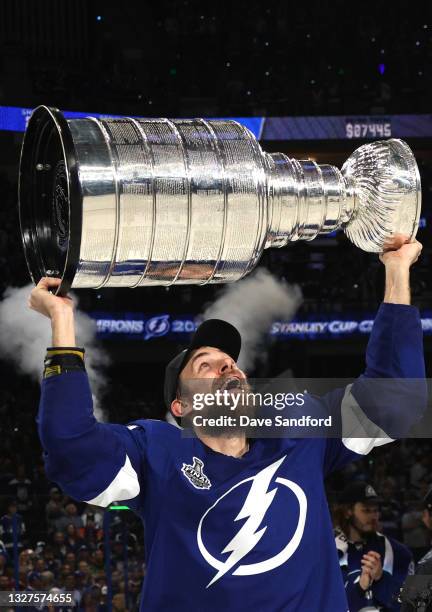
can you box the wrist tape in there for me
[43,347,86,378]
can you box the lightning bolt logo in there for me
[197,455,307,588]
[206,456,284,586]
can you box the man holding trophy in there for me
[21,107,426,610]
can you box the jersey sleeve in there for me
[322,303,426,475]
[38,369,148,510]
[371,545,414,610]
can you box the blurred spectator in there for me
[112,593,127,611]
[34,558,46,573]
[90,549,104,574]
[65,551,77,570]
[55,503,83,533]
[379,478,403,540]
[80,586,101,612]
[0,453,15,495]
[8,465,33,514]
[77,545,91,564]
[19,549,35,574]
[51,531,67,560]
[0,545,7,576]
[129,578,142,609]
[77,561,93,588]
[0,500,26,552]
[0,574,11,590]
[61,573,82,606]
[26,570,42,592]
[409,456,432,496]
[46,487,66,531]
[401,503,430,562]
[64,524,84,554]
[43,546,60,575]
[59,563,73,583]
[81,508,104,547]
[82,506,104,530]
[416,487,432,573]
[40,570,55,590]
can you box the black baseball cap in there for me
[338,482,383,505]
[164,319,241,418]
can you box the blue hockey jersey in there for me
[37,304,426,612]
[336,529,414,611]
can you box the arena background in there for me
[0,1,432,610]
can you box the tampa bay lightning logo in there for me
[144,315,170,340]
[197,456,307,587]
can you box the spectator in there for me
[32,462,50,497]
[0,501,26,553]
[8,465,33,514]
[80,587,100,612]
[46,487,66,531]
[401,503,430,562]
[81,510,103,547]
[64,524,84,554]
[19,549,35,574]
[93,570,106,589]
[42,546,60,575]
[40,570,55,591]
[77,561,93,588]
[65,551,77,569]
[379,478,403,540]
[58,563,73,583]
[410,456,431,495]
[112,593,127,611]
[333,482,414,611]
[0,548,7,577]
[0,453,15,495]
[90,549,104,574]
[82,506,104,530]
[0,575,11,590]
[26,570,42,592]
[34,558,46,573]
[75,570,90,594]
[51,531,67,560]
[416,486,432,574]
[61,573,82,607]
[55,503,83,533]
[129,578,142,609]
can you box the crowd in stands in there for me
[0,362,432,611]
[0,0,431,117]
[0,483,145,610]
[328,441,432,563]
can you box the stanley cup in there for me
[18,106,421,295]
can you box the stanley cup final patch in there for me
[182,457,212,490]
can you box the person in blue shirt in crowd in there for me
[334,481,414,611]
[416,486,432,574]
[0,499,26,554]
[30,241,427,612]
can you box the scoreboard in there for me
[1,105,432,141]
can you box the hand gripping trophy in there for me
[18,106,421,295]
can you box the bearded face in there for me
[178,373,259,437]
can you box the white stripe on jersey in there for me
[341,384,393,455]
[85,454,140,507]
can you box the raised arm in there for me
[30,278,146,508]
[380,240,422,306]
[322,241,427,474]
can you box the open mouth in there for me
[220,377,242,392]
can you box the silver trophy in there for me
[19,106,421,295]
